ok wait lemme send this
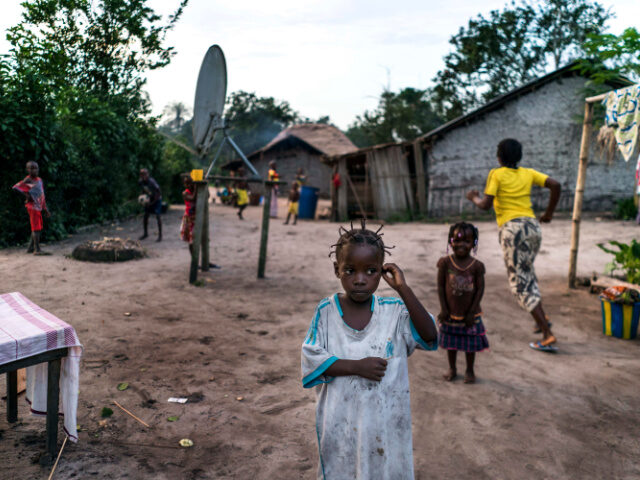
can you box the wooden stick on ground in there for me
[47,435,68,480]
[113,401,150,427]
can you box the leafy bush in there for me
[0,0,188,247]
[613,197,638,220]
[597,239,640,284]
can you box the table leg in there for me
[7,371,17,423]
[46,358,61,459]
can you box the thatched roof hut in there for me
[226,123,357,197]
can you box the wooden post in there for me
[413,140,427,215]
[190,181,208,284]
[257,183,273,278]
[330,165,337,222]
[345,172,367,220]
[46,358,61,460]
[568,102,594,288]
[201,188,210,271]
[7,370,17,423]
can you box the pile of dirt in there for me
[71,237,146,262]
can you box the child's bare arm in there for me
[466,190,493,210]
[325,358,387,382]
[437,262,449,321]
[382,263,437,343]
[540,177,561,223]
[464,269,485,327]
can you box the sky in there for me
[1,0,639,130]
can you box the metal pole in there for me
[568,102,594,288]
[257,183,273,278]
[226,134,260,177]
[205,136,227,178]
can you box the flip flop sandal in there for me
[529,341,558,353]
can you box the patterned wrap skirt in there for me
[498,217,542,312]
[439,316,489,352]
[180,214,195,244]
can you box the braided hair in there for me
[329,219,394,262]
[447,221,479,254]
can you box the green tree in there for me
[432,0,611,121]
[346,87,441,147]
[0,0,188,246]
[162,101,192,133]
[205,90,298,166]
[577,27,640,84]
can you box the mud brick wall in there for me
[249,147,333,198]
[426,76,636,217]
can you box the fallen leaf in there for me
[179,438,194,448]
[117,382,129,391]
[101,407,113,418]
[167,416,179,422]
[236,396,244,401]
[98,419,108,427]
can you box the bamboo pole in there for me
[413,140,427,215]
[568,102,594,288]
[257,183,273,279]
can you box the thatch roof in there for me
[248,123,358,158]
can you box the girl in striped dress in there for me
[437,222,488,384]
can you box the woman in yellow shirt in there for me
[467,139,561,352]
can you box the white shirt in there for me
[301,294,437,480]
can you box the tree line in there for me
[1,0,638,246]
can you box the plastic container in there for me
[600,298,640,339]
[298,186,319,220]
[190,169,203,181]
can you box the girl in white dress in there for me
[301,221,438,480]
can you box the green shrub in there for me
[614,197,637,220]
[597,239,640,284]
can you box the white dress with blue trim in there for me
[301,294,437,480]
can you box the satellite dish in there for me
[193,45,227,150]
[190,44,259,178]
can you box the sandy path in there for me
[1,200,639,479]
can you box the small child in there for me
[235,167,250,220]
[437,222,488,384]
[180,174,196,254]
[12,161,50,254]
[283,182,300,225]
[301,220,438,479]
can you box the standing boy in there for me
[138,168,162,241]
[284,182,300,225]
[13,161,50,254]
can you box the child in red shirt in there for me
[13,161,50,254]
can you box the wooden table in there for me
[1,347,68,463]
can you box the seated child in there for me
[301,220,438,479]
[437,222,488,384]
[12,161,50,254]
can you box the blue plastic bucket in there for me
[298,186,319,220]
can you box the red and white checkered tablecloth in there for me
[0,292,83,442]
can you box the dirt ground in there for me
[1,198,640,480]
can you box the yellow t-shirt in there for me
[236,188,249,206]
[484,167,548,227]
